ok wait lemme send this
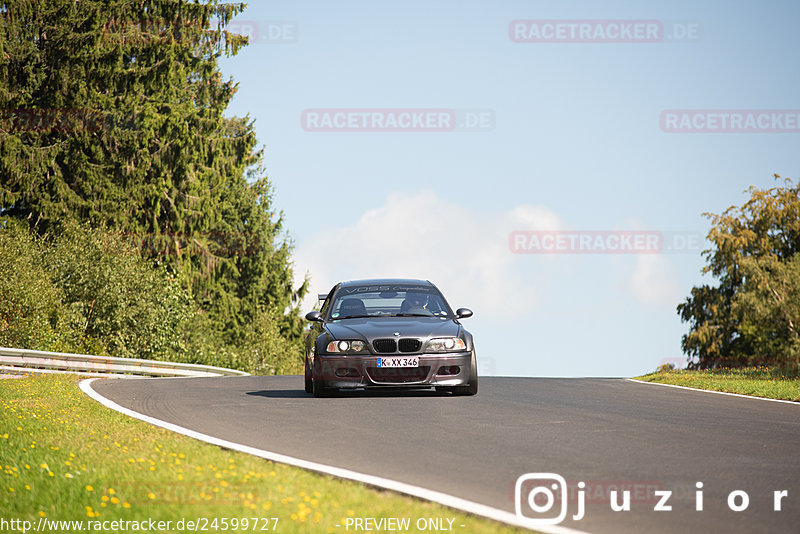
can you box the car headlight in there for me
[426,337,466,352]
[325,340,366,353]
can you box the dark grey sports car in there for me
[304,279,477,397]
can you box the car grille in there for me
[367,366,431,383]
[372,338,422,353]
[372,339,397,353]
[398,338,422,352]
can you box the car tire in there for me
[304,356,313,393]
[452,350,478,396]
[312,375,335,398]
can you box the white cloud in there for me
[293,190,562,316]
[624,253,682,307]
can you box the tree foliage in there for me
[0,0,307,369]
[678,175,800,370]
[0,221,73,351]
[0,222,300,373]
[0,221,193,359]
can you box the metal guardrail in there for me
[0,346,249,378]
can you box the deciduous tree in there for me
[678,175,800,370]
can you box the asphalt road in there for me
[90,376,800,534]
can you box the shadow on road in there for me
[246,388,455,399]
[246,389,308,399]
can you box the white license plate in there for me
[377,356,419,368]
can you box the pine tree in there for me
[0,0,306,355]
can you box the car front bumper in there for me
[314,351,473,389]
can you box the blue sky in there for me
[217,0,800,377]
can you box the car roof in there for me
[337,278,434,288]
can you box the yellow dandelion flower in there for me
[86,485,94,492]
[122,502,130,509]
[38,512,45,518]
[110,497,119,505]
[147,492,156,500]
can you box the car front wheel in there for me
[452,350,478,396]
[304,356,313,393]
[312,369,335,398]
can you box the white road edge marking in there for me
[80,379,591,534]
[626,378,799,405]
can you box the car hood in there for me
[324,317,460,341]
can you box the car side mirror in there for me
[456,308,473,319]
[305,311,323,322]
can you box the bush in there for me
[0,222,302,374]
[42,225,197,361]
[0,222,77,351]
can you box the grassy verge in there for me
[1,374,527,533]
[634,367,800,402]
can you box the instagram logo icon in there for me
[515,473,585,525]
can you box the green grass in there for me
[634,366,800,402]
[1,374,528,533]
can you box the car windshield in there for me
[328,285,451,319]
